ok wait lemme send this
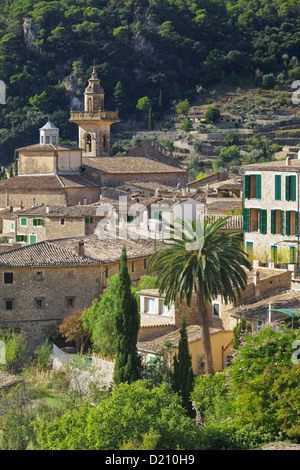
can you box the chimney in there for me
[33,197,36,206]
[75,240,84,257]
[46,205,50,213]
[298,150,300,160]
[286,156,291,166]
[82,196,88,205]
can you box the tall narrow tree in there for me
[114,245,141,385]
[172,314,194,417]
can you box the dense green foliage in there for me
[0,0,299,163]
[113,245,141,385]
[36,380,199,450]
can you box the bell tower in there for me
[69,67,120,158]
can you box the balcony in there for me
[69,110,120,122]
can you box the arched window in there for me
[85,134,92,152]
[88,98,92,111]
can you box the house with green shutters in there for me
[243,157,300,265]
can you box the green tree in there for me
[179,119,193,133]
[172,315,194,417]
[0,330,27,373]
[204,106,220,123]
[36,381,199,450]
[175,99,190,115]
[113,81,126,116]
[149,217,251,375]
[114,246,141,385]
[82,274,121,357]
[148,106,154,130]
[136,96,152,113]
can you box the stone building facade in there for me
[0,236,156,351]
[243,158,300,264]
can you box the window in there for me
[33,218,44,226]
[20,217,27,226]
[145,297,155,314]
[5,299,13,310]
[35,271,43,281]
[60,218,65,225]
[105,266,109,278]
[131,261,134,273]
[275,175,281,200]
[144,258,147,270]
[271,210,284,235]
[66,297,75,308]
[85,133,92,153]
[16,235,27,242]
[212,302,220,317]
[286,211,298,236]
[46,136,50,143]
[243,208,267,234]
[4,272,13,284]
[286,175,297,201]
[244,174,261,199]
[35,298,44,309]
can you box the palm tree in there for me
[149,216,252,375]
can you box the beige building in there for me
[243,158,300,264]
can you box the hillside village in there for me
[1,66,300,450]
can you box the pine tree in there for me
[172,315,194,417]
[114,245,141,385]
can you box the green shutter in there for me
[40,218,44,226]
[16,235,19,242]
[243,208,250,232]
[33,219,37,226]
[255,174,261,199]
[280,210,284,235]
[259,209,267,234]
[105,266,108,278]
[20,217,27,226]
[291,175,296,201]
[286,175,290,201]
[271,245,277,263]
[244,175,250,199]
[271,210,276,234]
[144,258,147,269]
[290,246,297,264]
[246,242,253,263]
[275,175,281,200]
[131,261,134,273]
[85,217,89,224]
[23,235,27,242]
[286,211,290,236]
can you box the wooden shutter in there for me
[243,208,250,232]
[280,210,284,235]
[291,175,296,201]
[271,210,276,234]
[296,212,299,237]
[275,175,281,200]
[259,209,267,234]
[286,211,290,236]
[255,174,261,199]
[244,175,250,199]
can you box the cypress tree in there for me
[172,315,194,417]
[114,245,141,385]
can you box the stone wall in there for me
[0,190,67,210]
[126,140,181,168]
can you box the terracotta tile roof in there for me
[16,143,81,152]
[0,241,101,267]
[137,325,224,353]
[82,156,187,174]
[0,174,98,190]
[51,234,156,264]
[140,313,175,328]
[244,159,300,171]
[226,289,300,322]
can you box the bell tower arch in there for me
[69,67,120,157]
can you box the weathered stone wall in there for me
[46,217,86,240]
[126,140,181,168]
[0,190,67,210]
